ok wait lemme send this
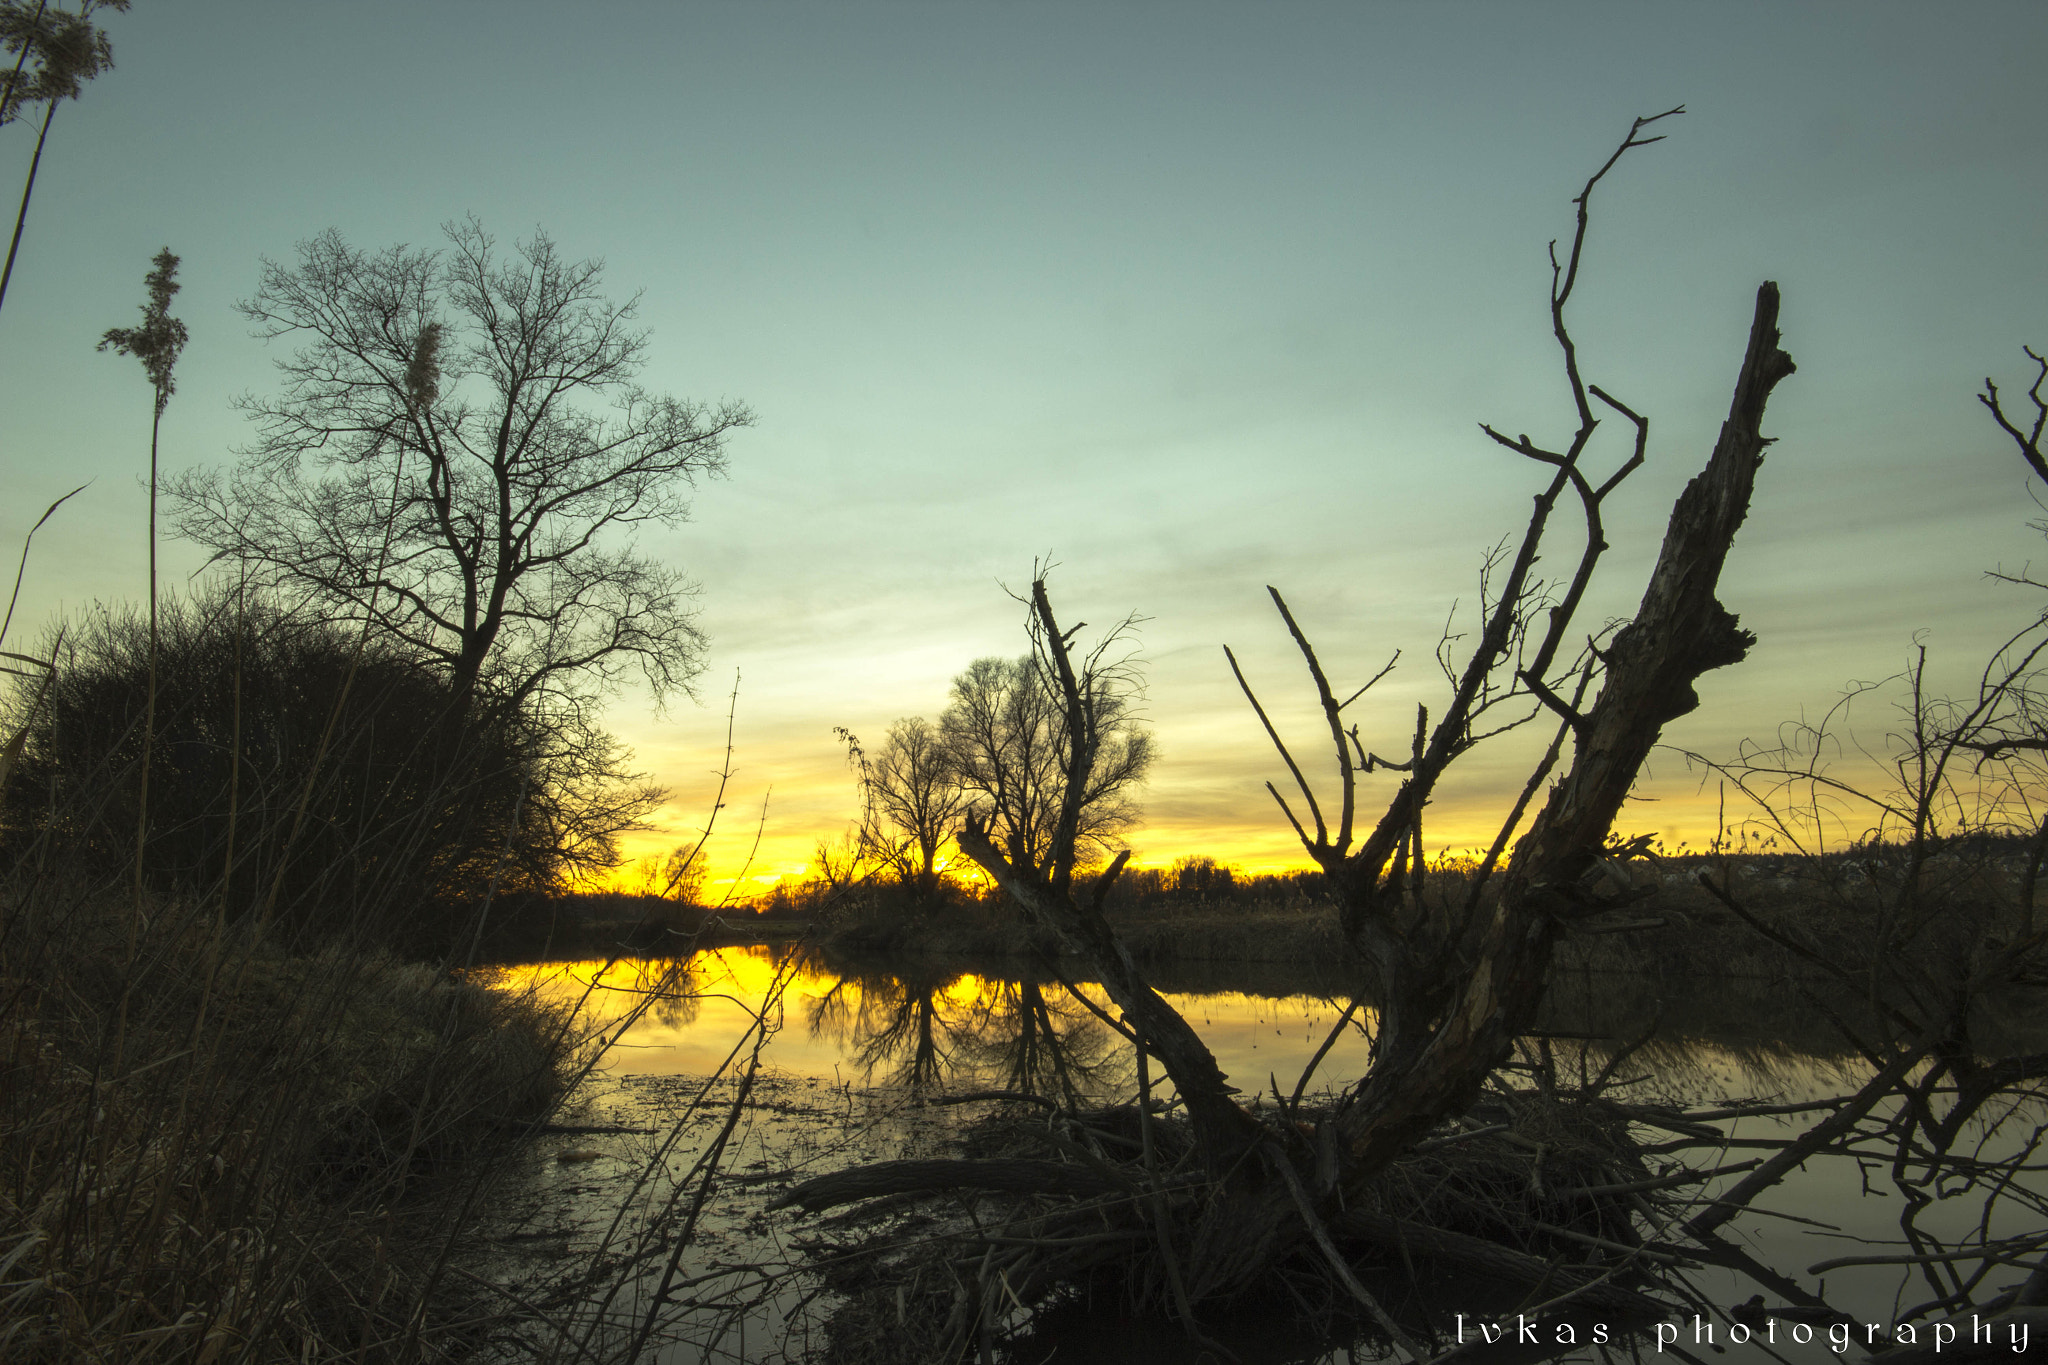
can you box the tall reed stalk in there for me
[98,248,184,961]
[0,0,123,319]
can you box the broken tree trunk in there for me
[957,811,1266,1174]
[1331,282,1795,1181]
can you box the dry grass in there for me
[0,885,587,1362]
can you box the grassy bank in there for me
[815,849,2044,986]
[0,887,587,1361]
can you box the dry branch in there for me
[769,1158,1132,1215]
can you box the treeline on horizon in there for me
[579,826,2048,925]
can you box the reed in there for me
[0,879,586,1361]
[0,528,608,1358]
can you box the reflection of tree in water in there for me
[598,955,703,1031]
[780,960,2048,1362]
[806,965,1122,1100]
[807,965,964,1090]
[959,979,1121,1106]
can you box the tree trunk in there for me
[957,814,1265,1173]
[959,284,1793,1202]
[1330,282,1794,1183]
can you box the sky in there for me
[3,2,2046,892]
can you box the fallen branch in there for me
[1556,1158,1761,1199]
[1685,1035,1933,1238]
[929,1090,1062,1111]
[769,1158,1129,1214]
[1330,1210,1665,1317]
[1808,1234,2048,1275]
[1275,1155,1423,1363]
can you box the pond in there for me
[475,946,2048,1364]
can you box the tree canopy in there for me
[169,220,752,731]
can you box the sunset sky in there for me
[3,3,2046,892]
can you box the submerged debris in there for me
[775,1081,1695,1364]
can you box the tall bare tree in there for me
[941,638,1153,886]
[1002,106,1788,1177]
[863,715,967,897]
[781,111,1803,1333]
[168,220,751,733]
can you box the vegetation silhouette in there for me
[167,219,751,752]
[0,49,763,1352]
[0,0,124,315]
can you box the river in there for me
[474,946,2048,1364]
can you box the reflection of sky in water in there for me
[485,948,2048,1364]
[489,951,1387,1090]
[487,948,1886,1107]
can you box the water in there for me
[475,947,2048,1363]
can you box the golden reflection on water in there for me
[481,945,1866,1108]
[481,947,2048,1359]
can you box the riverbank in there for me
[0,892,586,1361]
[482,941,2048,1364]
[814,851,2037,987]
[817,887,1807,978]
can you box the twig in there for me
[1273,1154,1423,1363]
[1808,1234,2048,1276]
[1556,1159,1761,1200]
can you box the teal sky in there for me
[4,2,2045,884]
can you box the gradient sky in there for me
[3,3,2045,891]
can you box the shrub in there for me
[2,588,650,950]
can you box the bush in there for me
[2,589,651,951]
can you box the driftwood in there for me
[746,154,2048,1361]
[944,110,1798,1212]
[1328,278,1793,1183]
[769,1158,1131,1214]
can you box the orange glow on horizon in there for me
[583,774,1788,898]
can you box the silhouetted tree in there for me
[1168,853,1235,899]
[864,715,966,897]
[940,639,1153,885]
[951,107,1793,1190]
[168,220,751,738]
[787,113,1807,1336]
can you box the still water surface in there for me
[480,947,2046,1363]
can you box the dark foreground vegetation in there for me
[1,7,751,1353]
[0,884,583,1359]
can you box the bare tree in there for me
[1232,108,1796,1183]
[941,633,1154,885]
[864,715,967,897]
[168,220,751,733]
